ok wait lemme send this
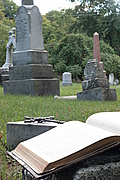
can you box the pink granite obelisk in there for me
[93,32,101,62]
[93,32,106,75]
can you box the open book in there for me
[9,112,120,178]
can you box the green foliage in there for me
[98,14,120,55]
[68,0,120,55]
[100,40,116,54]
[66,65,82,80]
[43,11,66,44]
[101,53,120,79]
[46,34,91,79]
[1,0,18,20]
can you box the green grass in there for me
[0,83,120,179]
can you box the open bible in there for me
[9,112,120,178]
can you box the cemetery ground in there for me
[0,82,120,179]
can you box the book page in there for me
[86,112,120,134]
[12,121,120,174]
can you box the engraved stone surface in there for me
[15,6,44,52]
[16,7,30,51]
[84,59,104,80]
[22,0,34,5]
[31,6,44,50]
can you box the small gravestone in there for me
[61,72,72,86]
[109,73,114,86]
[3,1,60,96]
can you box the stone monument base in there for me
[61,82,73,86]
[82,78,109,91]
[0,68,9,86]
[13,50,48,66]
[77,87,117,101]
[4,79,60,96]
[9,64,53,80]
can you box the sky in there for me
[13,0,80,15]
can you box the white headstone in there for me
[109,73,114,86]
[61,72,72,86]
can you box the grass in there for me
[0,83,120,179]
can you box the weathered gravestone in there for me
[109,73,114,86]
[3,1,60,96]
[109,73,119,86]
[61,72,72,86]
[77,59,117,101]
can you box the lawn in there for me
[0,83,120,179]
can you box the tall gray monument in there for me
[3,2,60,96]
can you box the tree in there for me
[68,0,120,55]
[1,0,18,20]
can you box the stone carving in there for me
[0,28,16,85]
[2,28,16,69]
[22,0,34,5]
